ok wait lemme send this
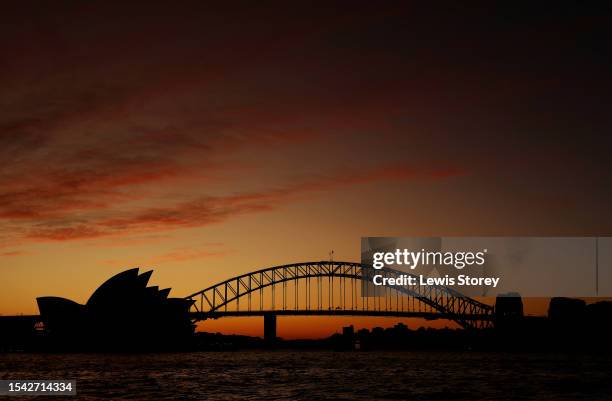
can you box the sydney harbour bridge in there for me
[185,261,495,340]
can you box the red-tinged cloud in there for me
[102,244,230,266]
[0,250,28,257]
[22,164,464,242]
[27,225,107,241]
[150,248,231,264]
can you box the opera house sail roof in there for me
[36,268,195,350]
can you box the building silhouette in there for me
[37,268,194,351]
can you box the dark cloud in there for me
[1,1,612,246]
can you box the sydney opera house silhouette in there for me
[37,268,195,351]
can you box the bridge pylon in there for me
[264,313,277,344]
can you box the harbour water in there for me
[1,351,611,400]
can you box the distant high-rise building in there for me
[342,325,354,338]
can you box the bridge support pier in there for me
[264,313,277,344]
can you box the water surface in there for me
[1,351,611,400]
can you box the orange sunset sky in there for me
[1,2,611,338]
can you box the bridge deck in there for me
[190,310,494,321]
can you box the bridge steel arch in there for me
[185,261,494,329]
